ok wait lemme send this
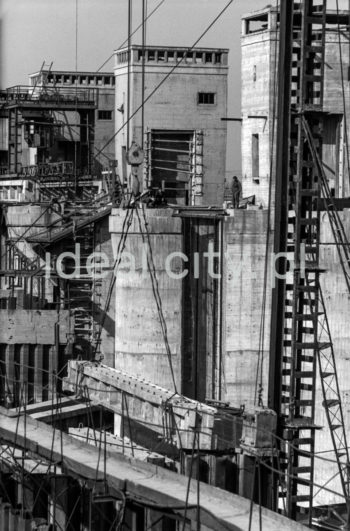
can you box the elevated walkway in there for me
[0,409,307,531]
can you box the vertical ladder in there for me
[65,221,95,359]
[280,0,327,523]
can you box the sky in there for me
[0,0,348,174]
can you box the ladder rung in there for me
[291,495,311,503]
[293,466,312,474]
[296,312,323,319]
[295,342,318,349]
[300,189,319,196]
[298,285,317,293]
[296,477,311,486]
[295,438,313,445]
[301,218,318,225]
[295,399,313,406]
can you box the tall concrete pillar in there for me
[109,208,183,391]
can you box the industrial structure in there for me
[1,2,350,530]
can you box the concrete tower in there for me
[114,45,228,206]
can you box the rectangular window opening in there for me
[252,133,260,180]
[98,110,113,120]
[198,92,216,105]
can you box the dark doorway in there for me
[181,217,222,402]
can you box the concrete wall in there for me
[0,309,72,344]
[109,208,183,391]
[241,8,278,207]
[109,207,274,407]
[114,47,228,206]
[0,309,73,404]
[323,29,350,197]
[221,207,350,506]
[223,210,273,408]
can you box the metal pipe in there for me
[127,0,132,150]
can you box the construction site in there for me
[2,1,350,530]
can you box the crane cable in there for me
[254,0,279,408]
[135,204,178,394]
[94,0,235,162]
[93,204,134,359]
[96,0,166,72]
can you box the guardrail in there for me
[21,162,74,178]
[2,85,97,106]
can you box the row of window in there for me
[117,49,225,66]
[32,74,115,87]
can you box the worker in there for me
[231,176,242,208]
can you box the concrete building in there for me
[29,69,116,171]
[114,45,228,206]
[241,6,350,206]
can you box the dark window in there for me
[98,110,113,120]
[252,133,260,178]
[147,129,194,205]
[198,92,216,105]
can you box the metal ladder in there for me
[279,0,327,522]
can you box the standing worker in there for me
[231,176,242,208]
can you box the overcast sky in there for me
[0,0,348,174]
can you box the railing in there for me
[21,162,74,178]
[2,85,97,106]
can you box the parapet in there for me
[115,45,228,68]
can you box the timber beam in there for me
[62,361,240,451]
